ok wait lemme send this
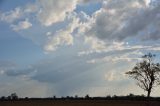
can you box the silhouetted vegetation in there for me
[0,93,18,101]
[126,53,160,98]
[1,93,160,101]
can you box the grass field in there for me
[0,100,160,106]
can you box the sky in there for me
[0,0,160,98]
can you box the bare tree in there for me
[126,53,160,98]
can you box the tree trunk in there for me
[147,89,151,98]
[148,80,153,98]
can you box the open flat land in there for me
[0,100,160,106]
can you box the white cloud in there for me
[86,47,144,64]
[0,0,79,27]
[85,36,107,52]
[43,13,80,52]
[0,7,22,23]
[0,0,101,53]
[24,3,39,13]
[44,30,73,52]
[37,0,78,26]
[0,4,81,52]
[11,19,32,31]
[78,41,131,56]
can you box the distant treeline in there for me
[1,93,160,101]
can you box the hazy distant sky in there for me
[0,0,160,97]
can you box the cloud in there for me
[43,13,80,52]
[83,0,160,42]
[0,61,17,73]
[1,47,133,96]
[105,71,116,81]
[87,54,142,64]
[10,19,32,31]
[0,1,97,54]
[78,0,102,4]
[84,36,107,52]
[44,31,73,52]
[24,3,39,13]
[1,43,159,97]
[0,74,53,97]
[1,0,160,52]
[0,1,39,24]
[0,0,78,27]
[5,54,98,96]
[105,70,126,82]
[0,7,22,23]
[0,1,79,52]
[4,68,36,78]
[78,40,147,56]
[37,0,78,26]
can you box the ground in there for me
[0,100,160,106]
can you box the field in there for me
[0,100,160,106]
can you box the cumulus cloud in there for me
[84,0,160,41]
[24,3,39,13]
[84,36,107,52]
[11,19,32,31]
[0,0,80,52]
[44,31,73,52]
[43,13,80,52]
[0,0,78,27]
[0,7,22,23]
[37,0,78,26]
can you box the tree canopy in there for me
[126,53,160,97]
